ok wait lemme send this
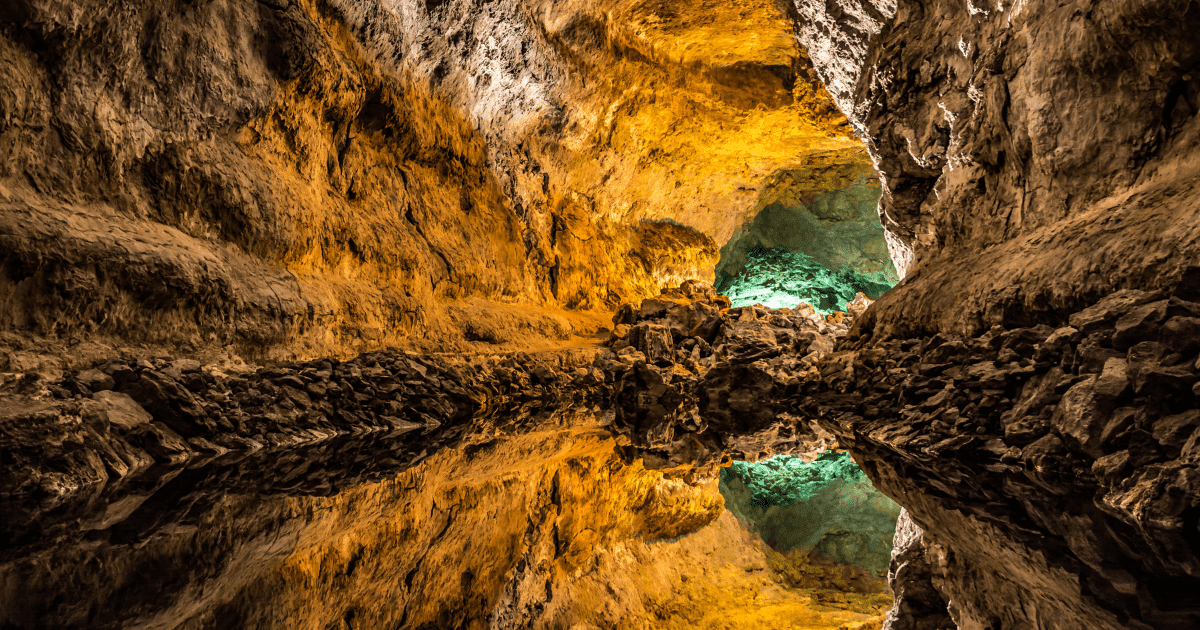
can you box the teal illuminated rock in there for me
[717,247,893,314]
[715,175,898,314]
[725,451,870,507]
[720,451,902,574]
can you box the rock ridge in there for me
[804,278,1200,629]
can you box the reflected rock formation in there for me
[721,452,902,576]
[3,0,1200,627]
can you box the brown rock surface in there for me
[0,416,887,630]
[804,286,1200,628]
[0,0,867,358]
[3,0,1200,626]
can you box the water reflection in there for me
[0,405,615,629]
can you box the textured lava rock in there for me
[0,0,867,358]
[803,285,1200,628]
[1,346,608,498]
[880,510,955,630]
[603,280,871,476]
[3,282,867,497]
[792,0,1200,338]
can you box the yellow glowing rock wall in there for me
[0,0,872,358]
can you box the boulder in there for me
[77,369,116,393]
[1112,301,1168,350]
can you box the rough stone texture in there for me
[0,412,890,630]
[0,280,863,497]
[880,510,955,630]
[772,2,1200,625]
[0,0,869,359]
[0,346,598,497]
[605,280,874,477]
[716,162,898,290]
[792,0,1200,337]
[717,246,895,313]
[803,285,1200,629]
[5,0,1200,627]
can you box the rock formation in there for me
[1,280,886,628]
[790,0,1200,333]
[3,0,1200,626]
[881,510,956,630]
[803,283,1200,629]
[721,451,902,576]
[781,0,1200,627]
[716,161,898,295]
[0,0,865,361]
[1,280,859,495]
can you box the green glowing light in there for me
[719,451,903,574]
[722,450,868,508]
[716,247,894,314]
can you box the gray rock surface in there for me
[792,0,1200,336]
[881,510,955,630]
[803,283,1200,628]
[775,2,1200,626]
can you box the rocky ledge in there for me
[600,279,871,478]
[804,273,1200,629]
[1,347,603,501]
[3,279,868,501]
[10,275,1200,628]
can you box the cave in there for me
[3,0,1200,628]
[715,165,898,313]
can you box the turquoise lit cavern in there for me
[720,451,902,575]
[717,247,894,313]
[715,173,898,313]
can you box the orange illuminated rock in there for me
[0,0,869,359]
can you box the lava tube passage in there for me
[715,167,899,312]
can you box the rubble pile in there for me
[599,280,872,476]
[804,283,1200,628]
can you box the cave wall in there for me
[716,160,896,290]
[721,453,901,575]
[790,0,1200,338]
[782,0,1200,628]
[0,0,870,362]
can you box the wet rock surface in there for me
[0,280,885,628]
[602,280,871,477]
[792,0,1200,338]
[803,282,1200,629]
[1,347,621,499]
[0,403,889,630]
[9,278,1200,629]
[0,415,735,630]
[3,280,862,498]
[2,0,1198,627]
